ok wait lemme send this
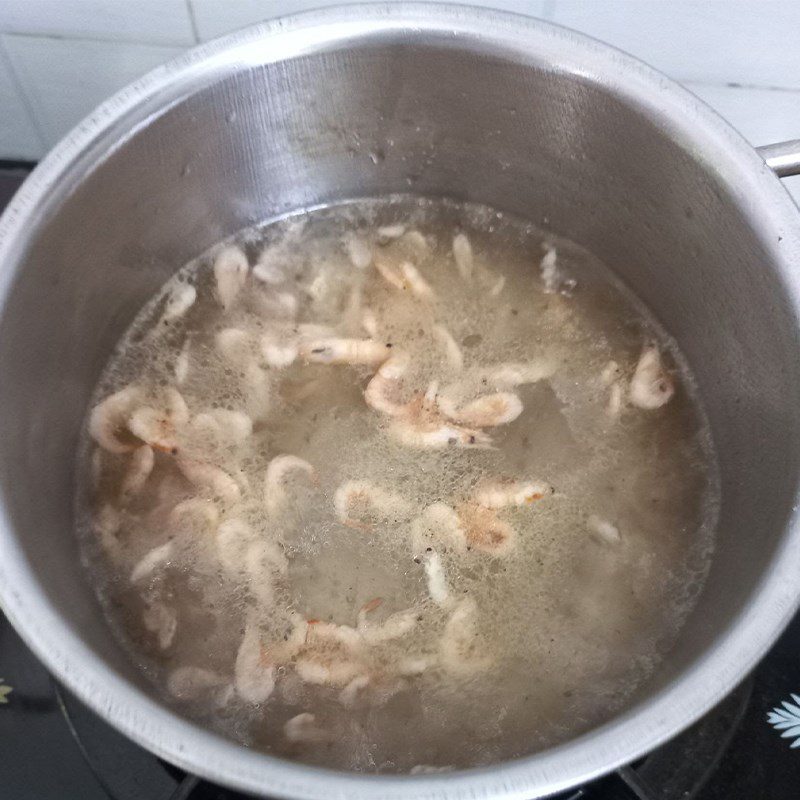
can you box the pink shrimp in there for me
[629,342,675,410]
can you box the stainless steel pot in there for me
[1,4,800,798]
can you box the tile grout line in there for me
[0,28,194,49]
[185,0,201,45]
[0,35,47,156]
[680,79,800,94]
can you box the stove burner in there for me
[54,678,752,800]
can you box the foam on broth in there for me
[77,197,718,772]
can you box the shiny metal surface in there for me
[757,139,800,178]
[1,5,800,799]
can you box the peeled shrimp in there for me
[437,361,555,422]
[142,598,177,650]
[423,551,451,606]
[333,480,412,530]
[295,657,365,687]
[389,415,490,449]
[338,674,371,707]
[490,275,506,297]
[92,502,121,538]
[88,386,144,453]
[299,337,392,366]
[177,458,241,504]
[162,283,196,321]
[215,518,255,575]
[167,666,227,701]
[215,327,251,367]
[389,411,491,450]
[127,387,189,452]
[304,603,417,657]
[168,497,219,533]
[373,254,405,290]
[246,542,284,607]
[356,601,418,644]
[252,255,284,285]
[484,359,558,389]
[364,351,411,417]
[130,541,173,583]
[401,229,429,257]
[119,444,154,503]
[264,455,317,514]
[261,614,309,666]
[284,712,329,743]
[242,362,272,422]
[410,502,467,555]
[92,503,124,564]
[629,343,675,410]
[457,503,515,556]
[344,234,372,269]
[397,655,438,676]
[305,620,363,651]
[375,255,435,300]
[377,223,406,243]
[540,244,559,293]
[361,609,417,644]
[128,406,179,452]
[439,391,523,428]
[600,360,625,417]
[401,262,435,300]
[213,245,248,310]
[439,597,492,676]
[261,333,298,369]
[234,620,275,703]
[606,382,625,418]
[587,514,621,545]
[294,619,370,687]
[383,388,491,450]
[472,478,553,509]
[174,341,190,385]
[432,325,464,371]
[189,409,252,447]
[361,308,379,338]
[601,360,622,386]
[216,520,287,596]
[452,233,473,280]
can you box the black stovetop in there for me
[1,165,799,800]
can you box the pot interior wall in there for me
[1,32,798,727]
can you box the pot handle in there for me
[756,139,800,178]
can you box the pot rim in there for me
[2,4,800,799]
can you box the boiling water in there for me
[77,197,718,772]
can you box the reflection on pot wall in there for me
[0,0,798,201]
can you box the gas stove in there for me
[1,165,799,800]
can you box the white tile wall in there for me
[0,0,196,45]
[688,83,800,146]
[189,0,548,41]
[1,35,186,147]
[0,0,796,205]
[189,0,347,40]
[686,82,800,199]
[0,46,44,160]
[550,0,800,87]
